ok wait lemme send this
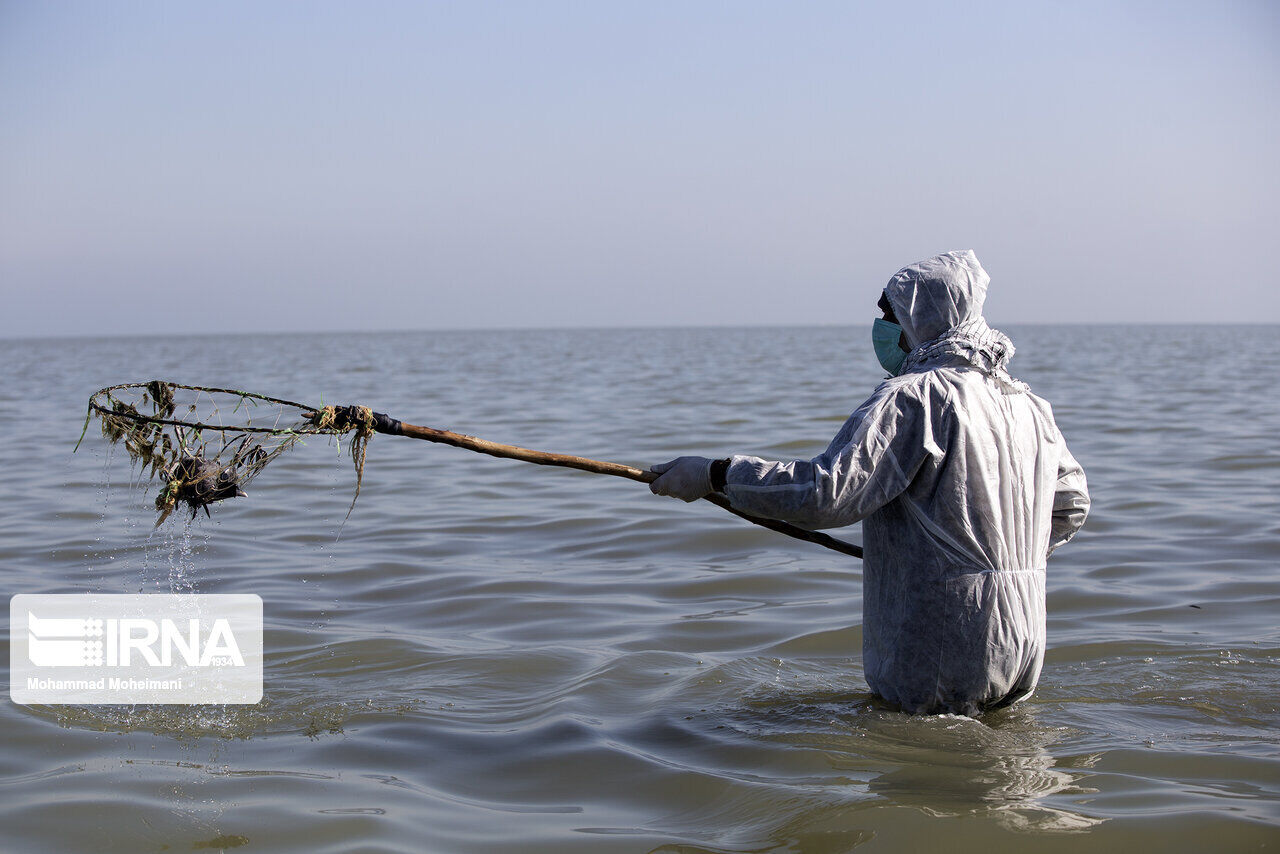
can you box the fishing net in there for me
[78,381,374,525]
[78,379,863,557]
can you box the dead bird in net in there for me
[155,453,249,524]
[79,380,863,558]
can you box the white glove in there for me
[649,456,714,502]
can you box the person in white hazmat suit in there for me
[649,250,1090,715]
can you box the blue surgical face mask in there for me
[872,318,908,376]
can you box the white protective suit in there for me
[723,250,1089,715]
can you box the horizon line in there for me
[2,318,1277,344]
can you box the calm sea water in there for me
[1,325,1277,853]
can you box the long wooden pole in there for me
[372,415,863,559]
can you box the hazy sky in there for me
[2,1,1277,337]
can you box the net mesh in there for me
[79,381,373,525]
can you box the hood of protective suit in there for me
[883,250,1020,387]
[883,250,990,347]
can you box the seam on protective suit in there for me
[902,490,990,571]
